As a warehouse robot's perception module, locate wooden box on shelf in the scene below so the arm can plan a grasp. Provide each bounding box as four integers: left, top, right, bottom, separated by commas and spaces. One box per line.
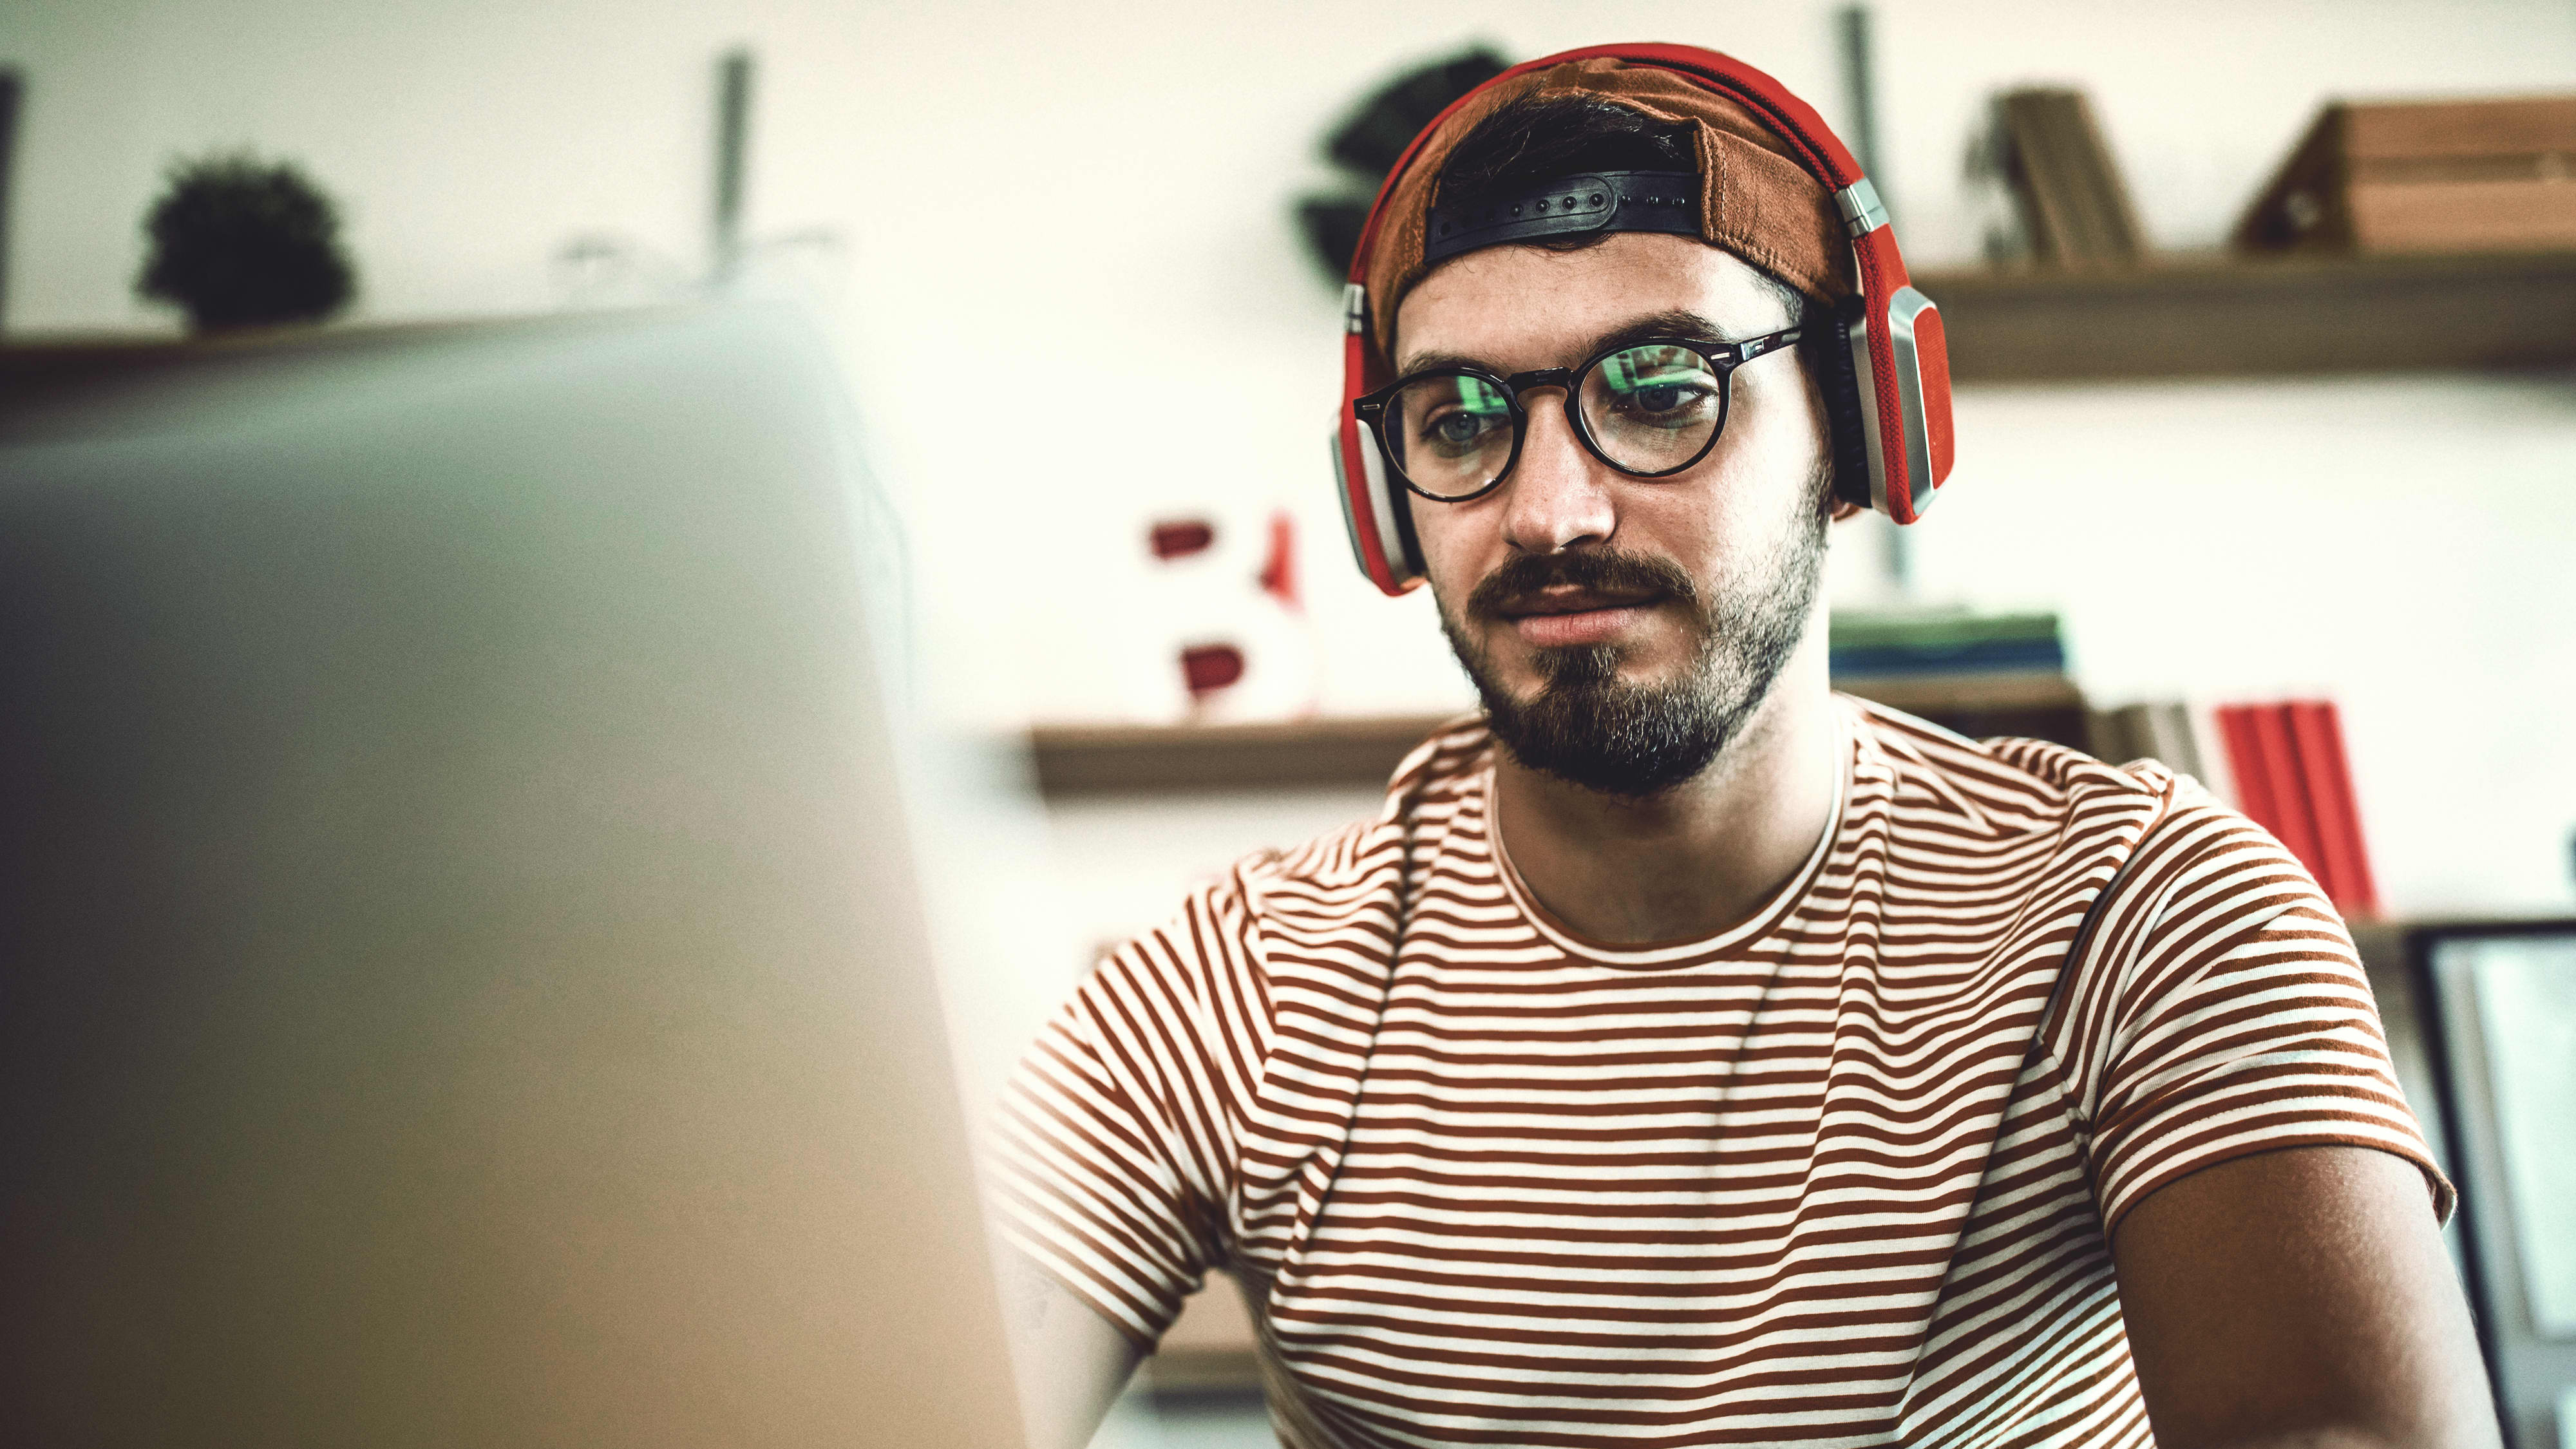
2234, 95, 2576, 256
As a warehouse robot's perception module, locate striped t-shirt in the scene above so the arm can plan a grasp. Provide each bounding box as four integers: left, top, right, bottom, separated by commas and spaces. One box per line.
992, 698, 2447, 1448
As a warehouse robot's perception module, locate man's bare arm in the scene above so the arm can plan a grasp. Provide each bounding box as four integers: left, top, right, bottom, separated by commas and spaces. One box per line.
996, 1246, 1143, 1449
2113, 1144, 2499, 1449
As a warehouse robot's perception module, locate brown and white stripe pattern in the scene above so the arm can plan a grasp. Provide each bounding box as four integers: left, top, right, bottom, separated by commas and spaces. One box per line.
990, 697, 2445, 1448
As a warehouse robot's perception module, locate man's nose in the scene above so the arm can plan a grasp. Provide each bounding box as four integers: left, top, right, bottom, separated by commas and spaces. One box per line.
1501, 395, 1617, 556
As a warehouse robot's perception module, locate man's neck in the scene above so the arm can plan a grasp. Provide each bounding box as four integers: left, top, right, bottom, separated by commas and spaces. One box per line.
1490, 626, 1840, 947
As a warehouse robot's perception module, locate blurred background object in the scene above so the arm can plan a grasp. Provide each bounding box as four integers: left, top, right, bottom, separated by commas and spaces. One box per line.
544, 48, 844, 311
1833, 5, 1886, 207
134, 151, 355, 332
1295, 45, 1509, 280
1980, 86, 2148, 268
0, 67, 22, 328
549, 228, 695, 307
1143, 507, 1318, 723
712, 44, 753, 279
2397, 922, 2576, 1449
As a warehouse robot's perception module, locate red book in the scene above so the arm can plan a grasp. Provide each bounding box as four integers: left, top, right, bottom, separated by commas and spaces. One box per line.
2288, 700, 2379, 915
2213, 706, 2278, 838
2250, 703, 2334, 898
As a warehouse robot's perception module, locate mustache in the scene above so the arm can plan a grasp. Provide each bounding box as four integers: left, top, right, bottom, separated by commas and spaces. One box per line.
1465, 548, 1700, 622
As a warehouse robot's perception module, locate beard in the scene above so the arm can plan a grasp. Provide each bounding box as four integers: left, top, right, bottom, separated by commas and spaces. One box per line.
1438, 487, 1828, 800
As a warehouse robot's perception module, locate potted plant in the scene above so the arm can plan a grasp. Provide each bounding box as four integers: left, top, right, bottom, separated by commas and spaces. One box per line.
135, 153, 357, 334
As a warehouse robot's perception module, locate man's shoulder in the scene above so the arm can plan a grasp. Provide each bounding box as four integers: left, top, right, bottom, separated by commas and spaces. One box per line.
1842, 692, 2189, 838
1218, 712, 1492, 931
1843, 692, 2319, 937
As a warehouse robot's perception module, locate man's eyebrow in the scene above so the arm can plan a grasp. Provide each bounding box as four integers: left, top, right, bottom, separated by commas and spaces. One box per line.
1394, 310, 1757, 375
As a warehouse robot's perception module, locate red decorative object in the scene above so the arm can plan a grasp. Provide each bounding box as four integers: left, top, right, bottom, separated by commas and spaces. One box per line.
1258, 510, 1300, 611
1149, 518, 1215, 560
1179, 643, 1245, 699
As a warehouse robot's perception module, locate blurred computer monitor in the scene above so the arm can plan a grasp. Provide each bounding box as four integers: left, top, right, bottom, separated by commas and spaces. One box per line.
2414, 920, 2576, 1449
0, 306, 1027, 1449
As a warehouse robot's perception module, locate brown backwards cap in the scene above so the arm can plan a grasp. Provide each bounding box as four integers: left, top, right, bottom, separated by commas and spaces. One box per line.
1361, 57, 1848, 354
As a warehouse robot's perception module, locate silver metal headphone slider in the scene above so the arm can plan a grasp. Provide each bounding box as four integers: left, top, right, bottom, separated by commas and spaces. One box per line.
1343, 282, 1368, 335
1833, 178, 1889, 238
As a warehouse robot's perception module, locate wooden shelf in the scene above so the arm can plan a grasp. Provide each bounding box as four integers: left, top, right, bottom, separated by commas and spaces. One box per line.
0, 312, 677, 440
1916, 250, 2576, 383
0, 314, 559, 384
7, 254, 2568, 408
1030, 675, 2087, 799
1833, 670, 2084, 715
1032, 714, 1441, 798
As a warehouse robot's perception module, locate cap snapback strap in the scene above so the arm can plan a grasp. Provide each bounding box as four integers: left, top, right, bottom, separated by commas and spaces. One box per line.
1421, 170, 1701, 266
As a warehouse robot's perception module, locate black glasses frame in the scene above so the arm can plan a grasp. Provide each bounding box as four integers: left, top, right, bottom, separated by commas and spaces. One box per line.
1352, 327, 1805, 504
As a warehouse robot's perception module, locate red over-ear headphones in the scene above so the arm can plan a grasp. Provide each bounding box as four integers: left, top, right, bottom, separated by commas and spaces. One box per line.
1332, 42, 1956, 596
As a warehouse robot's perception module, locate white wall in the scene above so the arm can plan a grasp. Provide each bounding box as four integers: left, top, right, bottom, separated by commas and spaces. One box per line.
6, 1, 2575, 935
1932, 375, 2576, 915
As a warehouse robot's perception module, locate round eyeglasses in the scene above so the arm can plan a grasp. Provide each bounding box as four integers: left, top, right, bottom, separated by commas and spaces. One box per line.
1352, 328, 1804, 503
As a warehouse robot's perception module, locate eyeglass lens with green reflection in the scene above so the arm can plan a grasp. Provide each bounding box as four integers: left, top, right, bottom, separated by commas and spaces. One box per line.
1355, 327, 1803, 503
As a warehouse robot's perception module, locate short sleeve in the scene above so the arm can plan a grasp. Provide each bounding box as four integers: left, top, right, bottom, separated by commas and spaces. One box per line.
986, 879, 1266, 1348
2081, 810, 2453, 1235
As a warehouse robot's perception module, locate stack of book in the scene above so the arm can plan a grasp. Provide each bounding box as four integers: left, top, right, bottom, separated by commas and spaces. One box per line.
1989, 87, 2148, 267
1828, 609, 2065, 679
1828, 611, 2087, 750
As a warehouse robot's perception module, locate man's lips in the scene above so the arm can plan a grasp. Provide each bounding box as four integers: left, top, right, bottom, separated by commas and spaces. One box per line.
1494, 589, 1662, 649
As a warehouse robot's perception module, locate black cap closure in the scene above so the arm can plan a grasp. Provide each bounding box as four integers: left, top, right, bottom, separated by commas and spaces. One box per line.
1421, 169, 1701, 266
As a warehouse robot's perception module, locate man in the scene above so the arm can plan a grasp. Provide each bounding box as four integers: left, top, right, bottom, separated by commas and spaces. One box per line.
992, 50, 2496, 1449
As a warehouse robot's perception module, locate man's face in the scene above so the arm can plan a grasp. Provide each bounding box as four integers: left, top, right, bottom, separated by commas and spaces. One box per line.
1393, 232, 1834, 797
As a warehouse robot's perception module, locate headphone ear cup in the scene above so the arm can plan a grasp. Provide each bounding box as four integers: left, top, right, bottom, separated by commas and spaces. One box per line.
1332, 409, 1425, 595
1332, 419, 1378, 583
1810, 296, 1874, 513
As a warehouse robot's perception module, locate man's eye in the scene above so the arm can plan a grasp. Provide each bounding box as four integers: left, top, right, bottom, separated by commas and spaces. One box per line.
1405, 375, 1510, 453
1607, 374, 1715, 421
1432, 412, 1496, 444
1611, 368, 1712, 408
1597, 347, 1720, 430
